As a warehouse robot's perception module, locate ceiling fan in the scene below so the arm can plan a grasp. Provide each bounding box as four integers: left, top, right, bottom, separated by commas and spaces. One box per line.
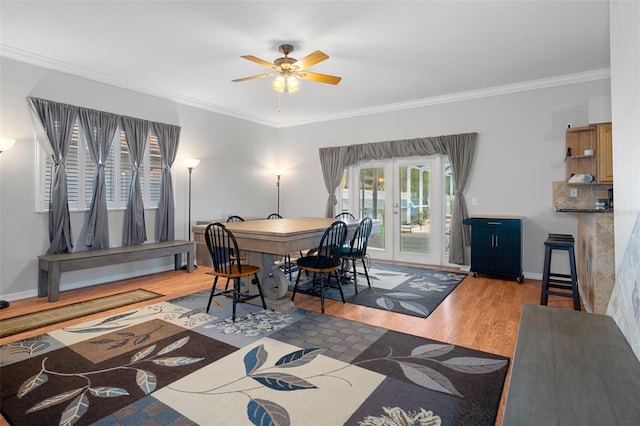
232, 44, 341, 93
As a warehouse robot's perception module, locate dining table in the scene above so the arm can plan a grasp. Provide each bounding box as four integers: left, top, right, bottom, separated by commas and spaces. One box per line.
192, 217, 359, 312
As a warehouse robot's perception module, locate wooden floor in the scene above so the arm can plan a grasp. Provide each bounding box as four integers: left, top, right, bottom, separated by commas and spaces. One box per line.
0, 263, 576, 426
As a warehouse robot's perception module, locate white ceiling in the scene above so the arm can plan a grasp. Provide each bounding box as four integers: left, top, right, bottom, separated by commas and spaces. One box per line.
0, 1, 611, 128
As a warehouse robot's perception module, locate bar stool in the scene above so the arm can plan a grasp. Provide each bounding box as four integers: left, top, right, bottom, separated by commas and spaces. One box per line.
540, 233, 580, 311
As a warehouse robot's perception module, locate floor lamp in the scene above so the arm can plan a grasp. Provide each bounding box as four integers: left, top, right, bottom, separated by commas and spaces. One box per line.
185, 159, 200, 241
0, 137, 17, 309
275, 169, 283, 216
184, 159, 200, 269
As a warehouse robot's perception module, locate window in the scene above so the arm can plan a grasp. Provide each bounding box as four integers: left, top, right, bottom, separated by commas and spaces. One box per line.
38, 121, 162, 212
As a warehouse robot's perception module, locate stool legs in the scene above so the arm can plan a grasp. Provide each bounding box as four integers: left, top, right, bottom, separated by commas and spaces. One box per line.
540, 245, 552, 306
568, 246, 580, 311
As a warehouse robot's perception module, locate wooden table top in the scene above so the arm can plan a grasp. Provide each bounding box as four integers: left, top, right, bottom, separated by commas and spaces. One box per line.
193, 217, 358, 236
192, 217, 359, 255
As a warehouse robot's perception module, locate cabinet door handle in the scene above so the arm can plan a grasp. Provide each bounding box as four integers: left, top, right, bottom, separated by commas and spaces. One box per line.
491, 235, 495, 247
495, 235, 499, 247
488, 221, 502, 225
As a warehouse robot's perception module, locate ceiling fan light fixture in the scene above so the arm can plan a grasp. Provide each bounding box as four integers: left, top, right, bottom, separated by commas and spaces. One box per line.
234, 44, 340, 92
273, 74, 299, 94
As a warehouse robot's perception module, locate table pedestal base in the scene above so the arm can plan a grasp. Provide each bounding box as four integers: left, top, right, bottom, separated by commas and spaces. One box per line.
243, 251, 296, 313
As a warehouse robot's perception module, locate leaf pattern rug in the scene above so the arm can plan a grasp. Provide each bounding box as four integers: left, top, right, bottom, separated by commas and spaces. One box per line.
0, 290, 508, 425
291, 262, 468, 318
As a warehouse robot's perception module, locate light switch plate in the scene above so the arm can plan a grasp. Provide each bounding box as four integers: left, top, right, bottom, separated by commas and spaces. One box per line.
570, 188, 578, 198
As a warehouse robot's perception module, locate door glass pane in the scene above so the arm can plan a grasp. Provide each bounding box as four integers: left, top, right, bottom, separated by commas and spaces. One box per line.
444, 162, 454, 256
359, 167, 385, 249
399, 164, 430, 255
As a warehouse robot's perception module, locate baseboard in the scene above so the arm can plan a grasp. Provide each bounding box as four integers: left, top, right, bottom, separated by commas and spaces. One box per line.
1, 264, 173, 302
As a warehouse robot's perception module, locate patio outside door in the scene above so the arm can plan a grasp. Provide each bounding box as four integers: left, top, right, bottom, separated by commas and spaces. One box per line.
392, 158, 440, 265
342, 156, 452, 266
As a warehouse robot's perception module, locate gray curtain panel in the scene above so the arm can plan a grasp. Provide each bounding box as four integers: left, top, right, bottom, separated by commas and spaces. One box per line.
318, 132, 477, 264
27, 97, 79, 254
319, 145, 349, 217
79, 109, 119, 249
443, 135, 476, 264
152, 122, 181, 242
121, 117, 150, 246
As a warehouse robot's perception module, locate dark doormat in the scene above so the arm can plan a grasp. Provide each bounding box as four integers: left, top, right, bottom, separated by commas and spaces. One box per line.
0, 289, 162, 338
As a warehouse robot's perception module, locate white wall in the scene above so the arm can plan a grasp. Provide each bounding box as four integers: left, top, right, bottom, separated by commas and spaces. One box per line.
0, 57, 276, 299
0, 55, 612, 301
610, 0, 640, 265
606, 0, 640, 359
278, 81, 611, 275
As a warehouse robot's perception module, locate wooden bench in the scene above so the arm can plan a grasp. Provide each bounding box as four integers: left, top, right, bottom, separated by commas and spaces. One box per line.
503, 304, 640, 425
38, 240, 195, 302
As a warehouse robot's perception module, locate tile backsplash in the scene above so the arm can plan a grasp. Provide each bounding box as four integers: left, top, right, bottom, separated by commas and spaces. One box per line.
552, 181, 612, 211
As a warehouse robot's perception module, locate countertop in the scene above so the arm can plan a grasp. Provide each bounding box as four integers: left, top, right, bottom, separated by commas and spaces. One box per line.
555, 208, 613, 213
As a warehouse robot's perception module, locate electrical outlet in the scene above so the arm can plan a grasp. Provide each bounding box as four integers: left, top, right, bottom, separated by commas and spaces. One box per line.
570, 188, 578, 198
472, 198, 478, 206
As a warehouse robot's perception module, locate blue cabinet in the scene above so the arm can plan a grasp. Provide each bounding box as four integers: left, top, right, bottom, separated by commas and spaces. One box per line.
464, 216, 523, 283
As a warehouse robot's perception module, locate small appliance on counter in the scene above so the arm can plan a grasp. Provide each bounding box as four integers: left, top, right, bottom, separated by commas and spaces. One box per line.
595, 199, 608, 210
608, 188, 614, 210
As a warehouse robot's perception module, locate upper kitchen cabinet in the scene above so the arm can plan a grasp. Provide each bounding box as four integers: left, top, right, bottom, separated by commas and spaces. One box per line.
565, 122, 613, 184
596, 123, 613, 184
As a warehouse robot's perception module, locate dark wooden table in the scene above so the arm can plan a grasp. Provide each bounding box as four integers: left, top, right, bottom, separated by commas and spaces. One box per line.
503, 304, 640, 425
192, 217, 358, 311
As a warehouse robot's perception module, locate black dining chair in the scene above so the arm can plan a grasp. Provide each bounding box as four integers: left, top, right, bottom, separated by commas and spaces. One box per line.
335, 212, 356, 221
267, 213, 295, 279
226, 215, 245, 223
291, 220, 348, 313
204, 222, 266, 321
223, 215, 247, 265
340, 217, 373, 294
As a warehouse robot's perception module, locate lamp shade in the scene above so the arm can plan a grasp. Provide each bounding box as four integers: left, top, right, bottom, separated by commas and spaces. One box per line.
184, 158, 200, 169
0, 138, 16, 153
273, 74, 299, 94
274, 168, 284, 177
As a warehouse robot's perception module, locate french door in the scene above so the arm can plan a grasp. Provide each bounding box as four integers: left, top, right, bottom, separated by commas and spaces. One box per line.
340, 156, 453, 266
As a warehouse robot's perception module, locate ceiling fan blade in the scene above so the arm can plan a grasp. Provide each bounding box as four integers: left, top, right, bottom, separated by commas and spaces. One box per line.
232, 73, 274, 82
293, 50, 329, 70
295, 71, 342, 85
241, 55, 279, 70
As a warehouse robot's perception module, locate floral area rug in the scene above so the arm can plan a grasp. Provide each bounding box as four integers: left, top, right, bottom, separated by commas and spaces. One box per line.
0, 290, 508, 425
291, 262, 468, 318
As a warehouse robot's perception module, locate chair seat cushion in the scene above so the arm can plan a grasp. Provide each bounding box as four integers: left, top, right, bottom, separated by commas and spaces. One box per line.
297, 255, 339, 270
340, 247, 364, 257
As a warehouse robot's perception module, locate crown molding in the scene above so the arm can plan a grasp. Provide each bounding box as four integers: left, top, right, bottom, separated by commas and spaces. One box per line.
275, 69, 612, 128
0, 45, 278, 127
1, 45, 610, 129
